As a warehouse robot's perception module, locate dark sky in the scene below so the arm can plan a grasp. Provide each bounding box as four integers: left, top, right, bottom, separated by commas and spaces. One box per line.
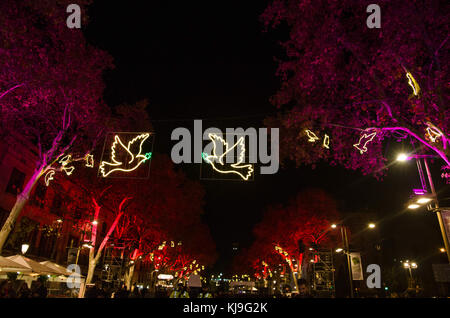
84, 1, 449, 277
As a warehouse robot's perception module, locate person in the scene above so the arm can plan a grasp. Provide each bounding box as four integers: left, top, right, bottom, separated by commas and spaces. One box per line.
198, 286, 212, 298
1, 280, 17, 298
17, 282, 31, 298
32, 278, 47, 298
85, 280, 106, 298
282, 284, 292, 298
170, 283, 189, 298
293, 279, 313, 298
114, 284, 129, 298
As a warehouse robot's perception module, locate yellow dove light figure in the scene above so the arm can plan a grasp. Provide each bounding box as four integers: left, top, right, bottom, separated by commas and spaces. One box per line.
406, 71, 420, 96
203, 133, 254, 181
99, 133, 150, 178
305, 130, 319, 142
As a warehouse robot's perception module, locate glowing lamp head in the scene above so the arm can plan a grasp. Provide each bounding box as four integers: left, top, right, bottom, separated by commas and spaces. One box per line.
411, 263, 417, 268
92, 220, 98, 225
368, 223, 376, 229
331, 224, 337, 229
335, 248, 343, 253
396, 153, 409, 162
403, 262, 410, 268
21, 243, 30, 254
416, 197, 432, 204
408, 204, 420, 210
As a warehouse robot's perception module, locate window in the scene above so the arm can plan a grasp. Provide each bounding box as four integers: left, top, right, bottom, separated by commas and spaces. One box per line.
5, 168, 26, 195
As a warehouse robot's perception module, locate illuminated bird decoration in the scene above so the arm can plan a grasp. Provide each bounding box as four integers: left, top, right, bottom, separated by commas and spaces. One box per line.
323, 134, 330, 149
44, 170, 55, 186
85, 154, 94, 168
353, 130, 377, 154
203, 133, 254, 180
425, 123, 443, 143
58, 154, 75, 176
99, 133, 150, 177
305, 130, 319, 142
406, 71, 420, 96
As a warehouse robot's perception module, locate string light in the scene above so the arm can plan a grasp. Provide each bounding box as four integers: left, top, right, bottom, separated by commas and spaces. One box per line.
99, 133, 150, 177
203, 133, 253, 180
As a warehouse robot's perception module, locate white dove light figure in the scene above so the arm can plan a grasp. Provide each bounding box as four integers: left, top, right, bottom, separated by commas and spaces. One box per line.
203, 133, 254, 181
99, 133, 150, 178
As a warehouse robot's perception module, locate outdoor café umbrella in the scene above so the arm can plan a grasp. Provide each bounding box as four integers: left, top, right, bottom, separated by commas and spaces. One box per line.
40, 261, 82, 277
0, 255, 31, 273
6, 255, 60, 275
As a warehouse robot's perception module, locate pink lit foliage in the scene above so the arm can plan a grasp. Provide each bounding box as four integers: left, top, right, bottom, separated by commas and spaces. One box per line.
0, 0, 113, 251
262, 0, 449, 178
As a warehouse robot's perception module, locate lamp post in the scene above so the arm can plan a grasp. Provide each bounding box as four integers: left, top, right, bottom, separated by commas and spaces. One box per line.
402, 260, 418, 288
332, 222, 376, 298
398, 153, 450, 263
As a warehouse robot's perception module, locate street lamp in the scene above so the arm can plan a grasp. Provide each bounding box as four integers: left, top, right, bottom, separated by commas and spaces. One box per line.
397, 153, 450, 262
403, 261, 418, 288
331, 222, 376, 298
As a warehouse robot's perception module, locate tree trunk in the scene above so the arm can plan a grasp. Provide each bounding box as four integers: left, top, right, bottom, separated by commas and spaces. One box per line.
0, 166, 44, 253
86, 256, 97, 285
125, 263, 136, 290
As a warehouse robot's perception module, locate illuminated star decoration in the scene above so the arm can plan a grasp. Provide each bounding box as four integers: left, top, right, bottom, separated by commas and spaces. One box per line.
203, 133, 253, 181
406, 71, 420, 96
323, 134, 330, 149
353, 130, 377, 154
58, 154, 75, 176
99, 133, 150, 178
144, 152, 152, 161
44, 170, 55, 186
85, 154, 94, 168
305, 130, 319, 142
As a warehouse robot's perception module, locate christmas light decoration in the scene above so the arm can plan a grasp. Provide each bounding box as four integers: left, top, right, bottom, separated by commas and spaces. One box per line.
203, 133, 253, 181
99, 133, 150, 178
58, 154, 75, 175
323, 134, 330, 149
353, 130, 377, 154
425, 123, 444, 143
85, 154, 94, 168
44, 170, 55, 186
305, 130, 319, 142
406, 71, 420, 96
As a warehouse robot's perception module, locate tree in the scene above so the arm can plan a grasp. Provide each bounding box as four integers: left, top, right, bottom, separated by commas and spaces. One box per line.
262, 0, 449, 178
0, 0, 113, 251
240, 189, 340, 289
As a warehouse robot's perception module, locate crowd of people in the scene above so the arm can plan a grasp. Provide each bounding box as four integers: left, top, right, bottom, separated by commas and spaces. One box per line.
0, 278, 48, 298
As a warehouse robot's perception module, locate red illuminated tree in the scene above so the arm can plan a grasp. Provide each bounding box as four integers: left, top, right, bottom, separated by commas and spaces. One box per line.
241, 189, 340, 289
262, 0, 449, 178
0, 0, 113, 251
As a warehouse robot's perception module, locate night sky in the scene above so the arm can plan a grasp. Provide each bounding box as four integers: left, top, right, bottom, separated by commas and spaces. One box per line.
84, 1, 449, 276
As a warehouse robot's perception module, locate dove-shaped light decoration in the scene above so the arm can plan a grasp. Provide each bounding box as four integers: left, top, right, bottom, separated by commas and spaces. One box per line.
425, 122, 443, 143
353, 130, 377, 154
406, 71, 420, 96
203, 133, 254, 181
85, 154, 94, 168
58, 154, 75, 176
323, 134, 330, 149
44, 170, 55, 186
305, 129, 319, 142
99, 133, 150, 178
